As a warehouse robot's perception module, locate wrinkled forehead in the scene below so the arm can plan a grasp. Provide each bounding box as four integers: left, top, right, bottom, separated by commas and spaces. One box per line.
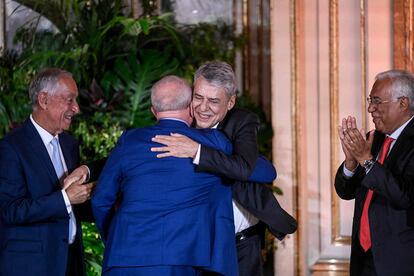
370, 78, 393, 98
194, 79, 228, 98
56, 76, 78, 94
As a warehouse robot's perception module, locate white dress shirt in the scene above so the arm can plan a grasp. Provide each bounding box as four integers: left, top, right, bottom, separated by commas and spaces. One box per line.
30, 115, 77, 244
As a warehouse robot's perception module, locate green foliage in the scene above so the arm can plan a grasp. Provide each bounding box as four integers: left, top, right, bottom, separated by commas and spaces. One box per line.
140, 0, 159, 16
82, 222, 104, 276
0, 52, 33, 134
100, 49, 179, 128
182, 21, 244, 68
72, 113, 123, 163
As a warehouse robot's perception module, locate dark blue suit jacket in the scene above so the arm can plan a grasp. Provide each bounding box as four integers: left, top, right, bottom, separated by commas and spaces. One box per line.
92, 119, 239, 275
0, 119, 86, 276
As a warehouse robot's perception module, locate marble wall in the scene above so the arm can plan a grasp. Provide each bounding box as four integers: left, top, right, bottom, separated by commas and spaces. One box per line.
270, 0, 392, 275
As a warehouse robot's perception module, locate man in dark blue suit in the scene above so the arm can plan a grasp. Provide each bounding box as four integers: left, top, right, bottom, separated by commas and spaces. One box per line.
0, 68, 94, 275
92, 75, 239, 276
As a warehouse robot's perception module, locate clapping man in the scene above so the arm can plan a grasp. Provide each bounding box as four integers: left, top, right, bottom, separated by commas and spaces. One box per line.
0, 68, 94, 275
335, 70, 414, 275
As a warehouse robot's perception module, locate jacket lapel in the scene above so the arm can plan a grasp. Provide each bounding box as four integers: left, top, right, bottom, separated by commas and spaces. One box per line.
371, 131, 385, 159
369, 118, 414, 203
384, 118, 414, 167
23, 119, 60, 185
59, 134, 76, 173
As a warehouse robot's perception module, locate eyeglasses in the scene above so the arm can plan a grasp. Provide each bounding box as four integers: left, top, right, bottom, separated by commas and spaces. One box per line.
366, 96, 404, 105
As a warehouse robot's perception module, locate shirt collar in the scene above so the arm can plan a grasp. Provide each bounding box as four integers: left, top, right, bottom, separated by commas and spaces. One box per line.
159, 118, 190, 126
30, 114, 58, 147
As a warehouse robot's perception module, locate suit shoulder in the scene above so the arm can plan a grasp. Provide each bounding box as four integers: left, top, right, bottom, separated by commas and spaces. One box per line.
227, 108, 259, 124
186, 127, 220, 137
121, 127, 150, 138
1, 124, 26, 145
186, 127, 229, 144
60, 131, 78, 145
114, 128, 150, 145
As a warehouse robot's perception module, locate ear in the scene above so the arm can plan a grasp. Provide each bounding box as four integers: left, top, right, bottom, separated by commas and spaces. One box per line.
227, 95, 236, 110
37, 92, 49, 110
151, 107, 157, 117
189, 104, 194, 118
400, 96, 409, 111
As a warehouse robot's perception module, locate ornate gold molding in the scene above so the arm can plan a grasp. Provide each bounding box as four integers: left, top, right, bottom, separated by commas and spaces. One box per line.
360, 0, 367, 130
329, 0, 369, 246
312, 259, 350, 274
290, 0, 300, 273
394, 0, 414, 71
329, 0, 349, 246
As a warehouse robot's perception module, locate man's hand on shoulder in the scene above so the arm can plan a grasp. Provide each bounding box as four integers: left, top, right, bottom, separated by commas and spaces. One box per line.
151, 133, 199, 158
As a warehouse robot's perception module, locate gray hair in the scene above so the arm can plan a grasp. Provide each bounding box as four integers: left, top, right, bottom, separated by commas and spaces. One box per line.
29, 68, 73, 106
376, 69, 414, 111
194, 61, 237, 98
151, 75, 192, 112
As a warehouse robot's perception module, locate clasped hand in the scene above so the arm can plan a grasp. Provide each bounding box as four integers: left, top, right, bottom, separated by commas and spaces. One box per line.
151, 133, 199, 158
63, 165, 94, 204
337, 116, 374, 170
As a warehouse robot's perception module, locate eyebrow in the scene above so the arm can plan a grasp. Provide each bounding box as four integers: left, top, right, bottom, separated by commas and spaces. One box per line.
194, 93, 220, 101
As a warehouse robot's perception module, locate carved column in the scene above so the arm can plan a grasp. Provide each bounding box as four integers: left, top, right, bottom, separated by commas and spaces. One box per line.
243, 0, 271, 119
394, 0, 414, 72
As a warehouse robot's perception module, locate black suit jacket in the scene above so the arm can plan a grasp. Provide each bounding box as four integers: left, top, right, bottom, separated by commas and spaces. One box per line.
197, 108, 297, 239
335, 118, 414, 276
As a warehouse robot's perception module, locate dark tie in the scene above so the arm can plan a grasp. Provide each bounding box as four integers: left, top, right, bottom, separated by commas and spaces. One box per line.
50, 137, 65, 182
359, 136, 394, 251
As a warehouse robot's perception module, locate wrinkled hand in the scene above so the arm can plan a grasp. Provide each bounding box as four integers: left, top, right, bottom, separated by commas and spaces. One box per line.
339, 116, 374, 167
151, 133, 199, 158
63, 165, 89, 189
65, 182, 94, 205
338, 116, 358, 170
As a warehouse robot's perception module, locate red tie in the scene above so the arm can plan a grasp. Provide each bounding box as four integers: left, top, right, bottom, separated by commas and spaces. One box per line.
359, 136, 394, 251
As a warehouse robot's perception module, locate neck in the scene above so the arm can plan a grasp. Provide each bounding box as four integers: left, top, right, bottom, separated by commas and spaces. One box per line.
385, 113, 414, 135
156, 109, 192, 125
32, 109, 58, 136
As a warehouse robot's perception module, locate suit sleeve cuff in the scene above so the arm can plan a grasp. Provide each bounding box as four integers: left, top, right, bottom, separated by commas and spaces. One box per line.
193, 144, 201, 165
84, 165, 91, 182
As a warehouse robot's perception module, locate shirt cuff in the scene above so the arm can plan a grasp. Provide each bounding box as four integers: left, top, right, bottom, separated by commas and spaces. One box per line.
343, 164, 357, 179
84, 165, 91, 182
61, 190, 73, 215
193, 144, 201, 165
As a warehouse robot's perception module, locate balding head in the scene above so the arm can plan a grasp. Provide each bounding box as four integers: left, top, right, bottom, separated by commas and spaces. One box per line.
151, 75, 192, 112
151, 75, 193, 123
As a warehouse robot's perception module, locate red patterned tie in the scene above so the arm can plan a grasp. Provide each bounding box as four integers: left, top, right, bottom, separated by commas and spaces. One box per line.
359, 136, 394, 251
